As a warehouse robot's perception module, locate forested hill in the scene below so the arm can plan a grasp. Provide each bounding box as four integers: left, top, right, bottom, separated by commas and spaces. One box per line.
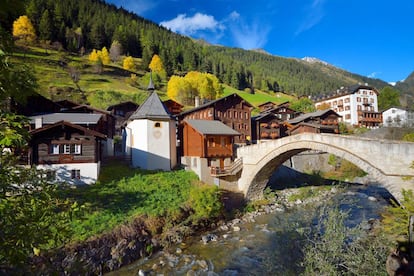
11, 0, 390, 96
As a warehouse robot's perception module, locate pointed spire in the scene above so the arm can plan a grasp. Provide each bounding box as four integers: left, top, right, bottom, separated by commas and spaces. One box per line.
147, 71, 155, 91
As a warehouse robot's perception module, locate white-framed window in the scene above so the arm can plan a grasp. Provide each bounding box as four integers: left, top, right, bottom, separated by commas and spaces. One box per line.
71, 169, 81, 179
51, 144, 59, 154
51, 144, 82, 154
64, 144, 71, 154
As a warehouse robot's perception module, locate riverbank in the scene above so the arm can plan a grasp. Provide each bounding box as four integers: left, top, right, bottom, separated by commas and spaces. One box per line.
110, 184, 377, 275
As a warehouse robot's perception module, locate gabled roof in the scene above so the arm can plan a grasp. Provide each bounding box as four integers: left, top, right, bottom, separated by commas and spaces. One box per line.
29, 113, 102, 125
129, 92, 171, 120
179, 93, 253, 117
257, 101, 276, 107
252, 111, 280, 121
107, 101, 139, 111
287, 109, 341, 124
29, 120, 106, 139
313, 84, 379, 102
185, 119, 240, 136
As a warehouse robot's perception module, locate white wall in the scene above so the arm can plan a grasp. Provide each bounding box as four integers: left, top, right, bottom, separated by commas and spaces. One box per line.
127, 119, 176, 171
37, 162, 100, 185
383, 108, 408, 127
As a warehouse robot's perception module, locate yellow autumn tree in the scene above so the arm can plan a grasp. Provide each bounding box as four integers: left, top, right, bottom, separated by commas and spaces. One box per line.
123, 56, 135, 71
12, 15, 37, 44
100, 47, 110, 65
167, 76, 192, 105
88, 49, 100, 63
148, 54, 166, 78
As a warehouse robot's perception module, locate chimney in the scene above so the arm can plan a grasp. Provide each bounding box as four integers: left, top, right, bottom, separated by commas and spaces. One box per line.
35, 117, 43, 129
195, 96, 200, 107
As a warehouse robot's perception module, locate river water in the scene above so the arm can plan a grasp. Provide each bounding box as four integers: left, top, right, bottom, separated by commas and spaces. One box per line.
109, 184, 391, 275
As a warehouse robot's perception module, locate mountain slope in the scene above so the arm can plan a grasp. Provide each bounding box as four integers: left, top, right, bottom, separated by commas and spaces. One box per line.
6, 0, 394, 100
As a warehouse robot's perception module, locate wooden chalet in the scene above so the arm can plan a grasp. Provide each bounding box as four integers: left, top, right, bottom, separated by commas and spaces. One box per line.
181, 119, 241, 179
4, 92, 61, 116
28, 121, 106, 185
178, 93, 253, 144
252, 112, 287, 141
163, 99, 184, 115
267, 105, 300, 121
286, 109, 341, 135
28, 111, 114, 156
182, 119, 239, 159
257, 101, 277, 112
107, 101, 139, 136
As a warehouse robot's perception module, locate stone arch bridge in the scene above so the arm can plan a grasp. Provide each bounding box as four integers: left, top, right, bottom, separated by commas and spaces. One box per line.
236, 133, 414, 202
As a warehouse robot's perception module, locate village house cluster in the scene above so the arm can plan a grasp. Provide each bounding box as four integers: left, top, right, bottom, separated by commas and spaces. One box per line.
9, 82, 412, 186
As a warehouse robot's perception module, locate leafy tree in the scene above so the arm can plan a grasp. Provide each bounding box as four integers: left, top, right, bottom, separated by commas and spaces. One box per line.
378, 86, 401, 110
12, 15, 36, 45
167, 75, 192, 105
316, 102, 331, 110
123, 56, 135, 71
109, 40, 122, 62
0, 43, 76, 269
88, 49, 100, 63
402, 133, 414, 142
149, 54, 166, 78
100, 46, 110, 65
290, 97, 316, 113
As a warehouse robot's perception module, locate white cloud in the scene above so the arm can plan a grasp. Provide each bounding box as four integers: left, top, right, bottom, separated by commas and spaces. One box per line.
229, 15, 271, 50
368, 72, 380, 78
229, 11, 240, 20
295, 0, 326, 36
160, 13, 224, 35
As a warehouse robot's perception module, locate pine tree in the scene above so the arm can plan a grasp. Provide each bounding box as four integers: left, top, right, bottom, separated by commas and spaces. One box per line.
38, 9, 52, 42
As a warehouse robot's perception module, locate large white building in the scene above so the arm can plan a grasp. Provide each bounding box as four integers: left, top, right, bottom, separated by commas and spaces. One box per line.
383, 107, 414, 127
314, 84, 382, 128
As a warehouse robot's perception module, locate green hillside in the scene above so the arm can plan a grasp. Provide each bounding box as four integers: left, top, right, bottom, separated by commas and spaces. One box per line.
3, 0, 393, 99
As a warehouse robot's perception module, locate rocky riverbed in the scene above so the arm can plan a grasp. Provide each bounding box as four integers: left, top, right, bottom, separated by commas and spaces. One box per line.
109, 184, 391, 275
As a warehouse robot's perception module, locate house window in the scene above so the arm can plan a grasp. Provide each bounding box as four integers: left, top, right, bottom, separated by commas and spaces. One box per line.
357, 97, 361, 102
154, 122, 161, 128
345, 114, 351, 119
345, 98, 350, 103
51, 144, 59, 154
71, 169, 81, 179
208, 137, 215, 147
51, 144, 82, 154
345, 106, 350, 111
245, 112, 248, 119
64, 144, 71, 154
234, 111, 237, 118
357, 105, 362, 110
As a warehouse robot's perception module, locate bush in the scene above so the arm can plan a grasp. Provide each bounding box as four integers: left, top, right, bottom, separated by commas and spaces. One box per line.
187, 182, 222, 223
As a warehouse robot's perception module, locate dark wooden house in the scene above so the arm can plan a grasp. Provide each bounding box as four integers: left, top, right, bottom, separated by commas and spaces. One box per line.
28, 121, 106, 185
163, 99, 184, 115
257, 101, 277, 112
178, 93, 253, 144
252, 112, 287, 141
107, 101, 139, 136
286, 109, 341, 135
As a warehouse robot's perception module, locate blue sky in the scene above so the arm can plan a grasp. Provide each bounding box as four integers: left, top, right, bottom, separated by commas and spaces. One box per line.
107, 0, 414, 84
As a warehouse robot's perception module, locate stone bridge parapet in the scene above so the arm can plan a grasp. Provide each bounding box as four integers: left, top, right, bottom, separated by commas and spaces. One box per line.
236, 133, 414, 202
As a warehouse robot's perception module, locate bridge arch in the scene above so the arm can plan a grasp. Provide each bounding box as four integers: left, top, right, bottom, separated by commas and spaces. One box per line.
237, 133, 414, 202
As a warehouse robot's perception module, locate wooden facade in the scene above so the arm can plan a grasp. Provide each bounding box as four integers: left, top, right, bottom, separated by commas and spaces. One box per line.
182, 121, 234, 158
29, 121, 105, 165
163, 99, 184, 115
179, 93, 253, 144
257, 101, 276, 112
252, 113, 287, 141
286, 109, 341, 135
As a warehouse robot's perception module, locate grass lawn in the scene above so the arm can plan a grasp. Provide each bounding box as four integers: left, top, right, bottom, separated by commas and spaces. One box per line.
60, 163, 200, 241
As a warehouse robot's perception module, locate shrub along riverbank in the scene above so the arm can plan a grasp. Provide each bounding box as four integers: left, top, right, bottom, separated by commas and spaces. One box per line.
4, 162, 225, 274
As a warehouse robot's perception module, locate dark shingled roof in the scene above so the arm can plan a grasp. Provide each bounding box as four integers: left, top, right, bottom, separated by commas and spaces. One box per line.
287, 109, 340, 124
129, 92, 171, 120
185, 119, 240, 136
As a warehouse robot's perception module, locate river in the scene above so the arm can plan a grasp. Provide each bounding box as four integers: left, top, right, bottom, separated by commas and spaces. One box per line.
108, 183, 391, 275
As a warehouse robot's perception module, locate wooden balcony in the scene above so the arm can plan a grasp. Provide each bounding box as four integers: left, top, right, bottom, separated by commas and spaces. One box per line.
210, 157, 243, 176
